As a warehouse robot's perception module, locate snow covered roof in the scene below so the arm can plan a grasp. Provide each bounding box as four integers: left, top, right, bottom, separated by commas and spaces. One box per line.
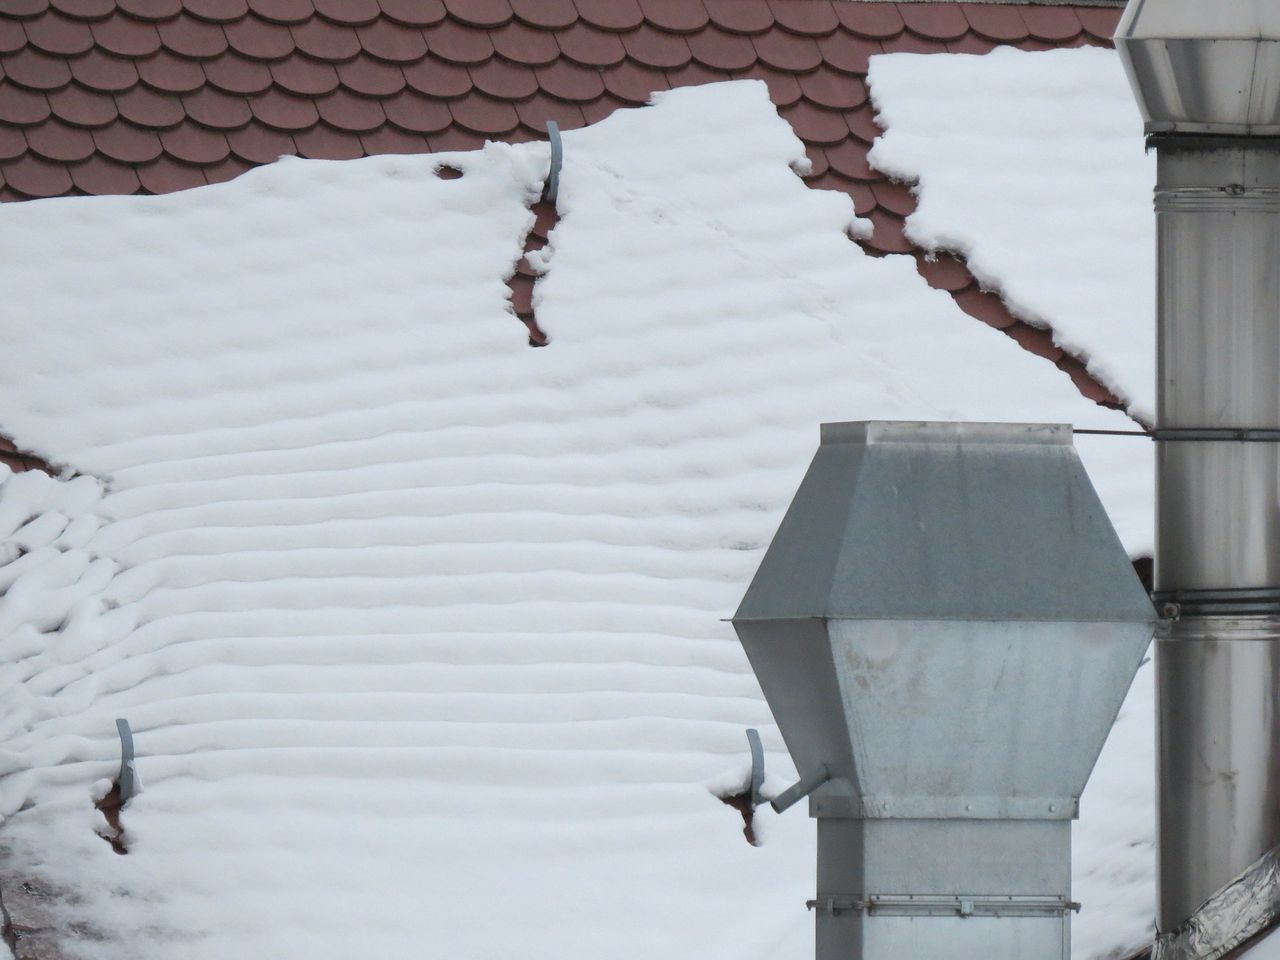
0, 0, 1128, 410
0, 3, 1165, 959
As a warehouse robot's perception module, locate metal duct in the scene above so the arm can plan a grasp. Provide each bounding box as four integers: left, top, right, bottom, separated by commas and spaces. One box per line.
1116, 0, 1280, 944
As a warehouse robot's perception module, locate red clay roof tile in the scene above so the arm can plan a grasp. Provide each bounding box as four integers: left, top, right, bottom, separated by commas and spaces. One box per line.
401, 53, 470, 97
781, 99, 849, 145
91, 15, 163, 57
358, 124, 428, 153
424, 124, 482, 151
508, 271, 533, 313
3, 152, 72, 194
69, 151, 140, 191
136, 152, 205, 191
183, 84, 252, 126
24, 11, 95, 55
514, 89, 585, 130
1006, 321, 1063, 361
833, 3, 904, 39
687, 27, 756, 71
423, 17, 492, 64
270, 54, 339, 95
816, 31, 880, 74
802, 141, 827, 177
509, 0, 573, 30
1020, 6, 1084, 42
116, 83, 186, 126
470, 55, 537, 99
0, 18, 23, 53
289, 17, 359, 60
735, 62, 800, 104
314, 0, 377, 26
953, 286, 1016, 329
752, 29, 821, 72
315, 86, 383, 130
247, 0, 312, 26
914, 252, 973, 292
826, 134, 878, 179
381, 87, 451, 131
702, 0, 772, 36
139, 48, 208, 90
899, 2, 969, 41
1059, 355, 1119, 406
249, 86, 318, 129
773, 0, 839, 38
225, 118, 292, 160
4, 47, 73, 89
0, 80, 49, 123
870, 177, 915, 216
885, 31, 946, 55
663, 60, 722, 89
292, 121, 361, 157
336, 53, 405, 95
574, 0, 644, 34
798, 64, 867, 109
0, 0, 50, 16
183, 0, 247, 22
623, 23, 691, 69
223, 15, 294, 58
847, 179, 875, 215
118, 0, 183, 21
156, 14, 229, 57
357, 19, 428, 62
69, 47, 139, 90
556, 21, 625, 68
93, 119, 162, 160
638, 0, 708, 34
444, 0, 512, 29
201, 49, 271, 92
48, 82, 118, 124
961, 3, 1029, 42
448, 89, 517, 134
863, 208, 915, 253
490, 20, 558, 66
25, 116, 94, 159
201, 150, 250, 181
946, 34, 999, 55
578, 90, 624, 124
50, 0, 115, 19
160, 121, 229, 161
1076, 6, 1120, 41
379, 0, 446, 28
599, 58, 661, 103
844, 102, 880, 143
536, 57, 604, 101
0, 124, 25, 159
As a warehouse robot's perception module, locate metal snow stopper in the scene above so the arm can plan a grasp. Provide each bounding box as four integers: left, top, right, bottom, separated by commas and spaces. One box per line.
731, 421, 1155, 960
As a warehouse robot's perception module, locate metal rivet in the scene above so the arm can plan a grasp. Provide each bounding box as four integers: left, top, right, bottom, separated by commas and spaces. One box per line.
1049, 804, 1057, 813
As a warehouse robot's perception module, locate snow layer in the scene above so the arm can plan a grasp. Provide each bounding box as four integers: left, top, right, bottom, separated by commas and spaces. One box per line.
867, 47, 1157, 421
0, 81, 1152, 959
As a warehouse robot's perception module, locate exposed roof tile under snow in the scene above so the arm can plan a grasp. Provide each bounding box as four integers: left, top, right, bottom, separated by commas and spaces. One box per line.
0, 0, 1127, 410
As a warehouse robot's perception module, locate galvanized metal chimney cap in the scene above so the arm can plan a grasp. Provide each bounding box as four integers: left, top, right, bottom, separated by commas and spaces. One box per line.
735, 419, 1154, 624
1115, 0, 1280, 134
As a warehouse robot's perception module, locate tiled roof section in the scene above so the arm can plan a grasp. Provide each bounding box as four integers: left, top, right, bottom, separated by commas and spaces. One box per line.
0, 0, 1124, 405
0, 436, 53, 474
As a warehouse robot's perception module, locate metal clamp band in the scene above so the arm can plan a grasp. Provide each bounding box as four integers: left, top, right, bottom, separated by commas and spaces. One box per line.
805, 895, 1079, 919
1153, 587, 1280, 619
1074, 428, 1280, 442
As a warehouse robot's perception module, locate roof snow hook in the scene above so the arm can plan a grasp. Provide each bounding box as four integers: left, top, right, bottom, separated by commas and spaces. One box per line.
746, 728, 766, 808
544, 120, 562, 205
771, 764, 832, 814
116, 718, 138, 804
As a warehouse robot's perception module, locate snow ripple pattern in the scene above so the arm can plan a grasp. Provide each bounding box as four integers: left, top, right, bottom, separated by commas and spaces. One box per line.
0, 82, 1151, 959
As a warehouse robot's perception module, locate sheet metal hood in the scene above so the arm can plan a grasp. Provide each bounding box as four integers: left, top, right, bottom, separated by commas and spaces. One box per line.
1115, 0, 1280, 134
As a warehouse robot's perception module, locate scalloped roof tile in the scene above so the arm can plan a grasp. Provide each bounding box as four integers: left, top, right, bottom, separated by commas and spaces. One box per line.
0, 0, 1125, 407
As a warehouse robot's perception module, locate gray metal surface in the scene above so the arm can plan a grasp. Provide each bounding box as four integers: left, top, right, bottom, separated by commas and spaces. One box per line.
1141, 129, 1280, 934
115, 718, 137, 803
732, 420, 1155, 960
1116, 0, 1280, 134
735, 421, 1154, 624
1153, 841, 1280, 960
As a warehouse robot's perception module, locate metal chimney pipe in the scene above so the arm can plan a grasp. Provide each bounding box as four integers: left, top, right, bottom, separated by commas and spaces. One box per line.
1115, 1, 1280, 945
